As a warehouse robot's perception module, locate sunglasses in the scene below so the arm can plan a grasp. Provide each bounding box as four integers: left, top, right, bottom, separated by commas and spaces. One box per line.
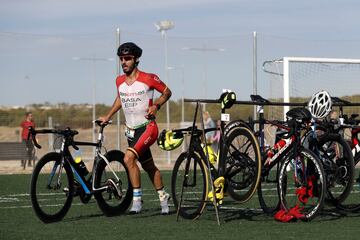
120, 56, 134, 61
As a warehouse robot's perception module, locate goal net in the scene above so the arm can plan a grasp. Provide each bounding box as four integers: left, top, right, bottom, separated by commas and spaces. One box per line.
263, 57, 360, 120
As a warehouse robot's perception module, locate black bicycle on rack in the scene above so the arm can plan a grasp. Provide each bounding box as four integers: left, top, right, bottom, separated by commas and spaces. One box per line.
301, 94, 355, 207
170, 92, 262, 221
227, 94, 327, 221
244, 93, 353, 220
29, 120, 132, 223
311, 96, 360, 211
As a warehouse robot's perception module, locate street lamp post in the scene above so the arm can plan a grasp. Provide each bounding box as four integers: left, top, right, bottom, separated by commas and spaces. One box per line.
168, 65, 186, 152
73, 56, 114, 155
167, 65, 185, 123
154, 20, 174, 164
183, 43, 225, 111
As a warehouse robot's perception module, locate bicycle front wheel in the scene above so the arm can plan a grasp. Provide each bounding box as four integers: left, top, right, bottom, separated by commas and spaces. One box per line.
278, 147, 326, 221
94, 150, 133, 216
30, 152, 74, 223
225, 127, 262, 203
171, 151, 209, 220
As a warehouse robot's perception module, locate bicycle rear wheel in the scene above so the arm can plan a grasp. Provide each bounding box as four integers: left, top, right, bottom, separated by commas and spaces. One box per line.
225, 127, 262, 202
94, 150, 133, 216
278, 147, 326, 221
171, 151, 209, 220
317, 133, 354, 206
30, 152, 74, 223
336, 148, 360, 211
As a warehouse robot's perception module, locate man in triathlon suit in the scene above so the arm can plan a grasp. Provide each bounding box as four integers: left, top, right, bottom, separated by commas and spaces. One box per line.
99, 42, 172, 215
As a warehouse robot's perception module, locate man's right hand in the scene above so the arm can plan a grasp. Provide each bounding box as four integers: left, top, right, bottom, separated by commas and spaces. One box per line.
98, 116, 110, 125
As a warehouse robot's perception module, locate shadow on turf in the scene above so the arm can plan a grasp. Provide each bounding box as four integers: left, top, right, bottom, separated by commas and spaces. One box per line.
60, 208, 176, 223
59, 202, 360, 224
62, 213, 105, 222
190, 201, 360, 224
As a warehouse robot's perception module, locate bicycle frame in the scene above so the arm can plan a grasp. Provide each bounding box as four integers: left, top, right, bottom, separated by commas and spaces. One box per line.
249, 95, 301, 174
175, 101, 226, 224
30, 121, 123, 196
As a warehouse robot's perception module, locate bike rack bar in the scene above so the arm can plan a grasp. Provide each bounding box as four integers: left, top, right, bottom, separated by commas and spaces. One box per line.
184, 98, 360, 107
184, 98, 306, 106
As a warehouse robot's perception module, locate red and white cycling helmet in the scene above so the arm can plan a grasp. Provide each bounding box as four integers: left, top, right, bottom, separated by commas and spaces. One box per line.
308, 90, 332, 119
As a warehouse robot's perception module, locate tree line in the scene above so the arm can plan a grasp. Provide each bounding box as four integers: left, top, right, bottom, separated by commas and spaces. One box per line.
1, 95, 359, 128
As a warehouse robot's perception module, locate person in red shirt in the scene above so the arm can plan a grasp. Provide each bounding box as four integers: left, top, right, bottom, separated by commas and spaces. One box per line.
99, 42, 172, 215
20, 112, 36, 168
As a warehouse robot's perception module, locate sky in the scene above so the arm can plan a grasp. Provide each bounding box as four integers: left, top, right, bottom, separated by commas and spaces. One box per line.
1, 0, 360, 107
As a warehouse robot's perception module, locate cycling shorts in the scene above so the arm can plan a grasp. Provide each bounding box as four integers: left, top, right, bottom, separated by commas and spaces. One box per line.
126, 120, 159, 163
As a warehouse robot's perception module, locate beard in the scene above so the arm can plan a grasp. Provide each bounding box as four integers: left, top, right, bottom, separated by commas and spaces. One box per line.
122, 61, 138, 75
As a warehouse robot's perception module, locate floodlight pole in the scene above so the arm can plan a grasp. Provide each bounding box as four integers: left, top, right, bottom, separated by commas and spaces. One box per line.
116, 27, 121, 150
167, 65, 185, 123
253, 31, 258, 123
73, 56, 114, 156
155, 20, 175, 164
182, 43, 225, 111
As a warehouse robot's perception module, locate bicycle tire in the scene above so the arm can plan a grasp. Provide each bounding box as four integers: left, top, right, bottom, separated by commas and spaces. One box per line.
30, 152, 74, 223
317, 133, 354, 206
94, 150, 133, 216
171, 151, 209, 220
225, 127, 262, 203
302, 129, 355, 206
257, 162, 281, 215
278, 147, 326, 221
224, 119, 253, 136
355, 150, 360, 166
336, 142, 360, 212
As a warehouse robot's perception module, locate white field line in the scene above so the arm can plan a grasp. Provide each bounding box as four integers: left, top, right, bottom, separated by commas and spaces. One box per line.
2, 185, 360, 209
0, 188, 168, 209
0, 198, 175, 210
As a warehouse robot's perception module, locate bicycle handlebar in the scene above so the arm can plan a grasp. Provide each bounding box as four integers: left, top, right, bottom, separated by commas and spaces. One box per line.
29, 120, 112, 136
93, 119, 112, 126
171, 126, 218, 135
28, 120, 112, 150
27, 127, 79, 149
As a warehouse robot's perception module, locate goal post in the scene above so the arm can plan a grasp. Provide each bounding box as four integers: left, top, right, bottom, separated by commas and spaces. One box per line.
263, 56, 360, 119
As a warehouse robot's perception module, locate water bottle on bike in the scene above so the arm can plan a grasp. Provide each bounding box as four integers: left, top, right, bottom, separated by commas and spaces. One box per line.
73, 149, 89, 176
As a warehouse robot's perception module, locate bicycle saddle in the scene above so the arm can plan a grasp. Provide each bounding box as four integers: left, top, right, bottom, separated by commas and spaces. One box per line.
331, 96, 351, 105
250, 95, 270, 104
351, 113, 359, 119
286, 107, 312, 122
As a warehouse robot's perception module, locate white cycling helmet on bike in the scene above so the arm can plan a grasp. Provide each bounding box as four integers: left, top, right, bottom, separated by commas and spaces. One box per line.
308, 90, 332, 119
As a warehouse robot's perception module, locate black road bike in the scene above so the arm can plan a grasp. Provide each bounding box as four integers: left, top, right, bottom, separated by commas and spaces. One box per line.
232, 95, 327, 221
171, 97, 262, 221
29, 120, 132, 223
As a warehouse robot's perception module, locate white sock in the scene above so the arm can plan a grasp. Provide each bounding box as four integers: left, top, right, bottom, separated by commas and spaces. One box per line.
133, 188, 142, 201
157, 188, 167, 201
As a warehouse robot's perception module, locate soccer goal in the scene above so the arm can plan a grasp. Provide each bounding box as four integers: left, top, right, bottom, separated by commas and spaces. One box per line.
263, 57, 360, 119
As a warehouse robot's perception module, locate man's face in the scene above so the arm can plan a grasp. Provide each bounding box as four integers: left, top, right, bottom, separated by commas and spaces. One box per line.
120, 55, 136, 74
